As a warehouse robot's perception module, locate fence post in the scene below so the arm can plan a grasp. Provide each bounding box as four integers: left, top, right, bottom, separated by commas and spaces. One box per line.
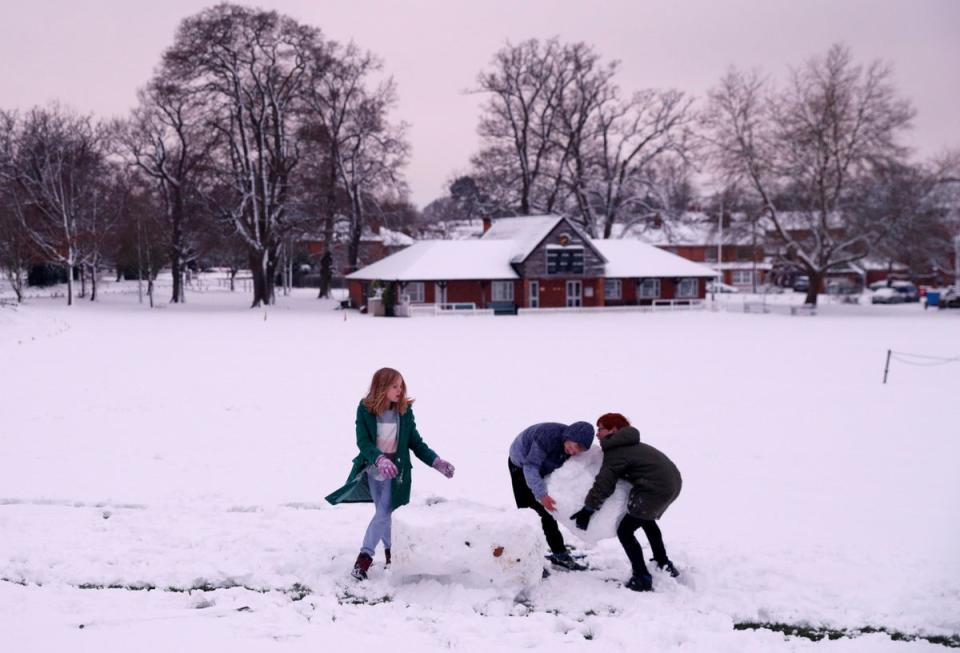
883, 349, 892, 384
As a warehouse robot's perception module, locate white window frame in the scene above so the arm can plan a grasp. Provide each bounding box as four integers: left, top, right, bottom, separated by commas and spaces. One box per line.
604, 279, 622, 300
731, 270, 754, 286
403, 281, 425, 303
528, 280, 539, 308
677, 278, 699, 298
491, 280, 514, 302
566, 280, 582, 307
638, 278, 661, 299
434, 282, 447, 304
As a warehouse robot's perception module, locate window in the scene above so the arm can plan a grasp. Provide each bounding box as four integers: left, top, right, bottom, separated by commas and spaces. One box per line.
547, 246, 584, 275
566, 280, 582, 307
492, 280, 514, 302
638, 279, 660, 299
677, 278, 699, 298
731, 270, 754, 286
703, 248, 719, 263
403, 282, 425, 303
604, 279, 622, 300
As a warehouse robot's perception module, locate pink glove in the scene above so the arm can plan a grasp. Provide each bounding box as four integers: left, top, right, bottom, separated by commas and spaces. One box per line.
375, 455, 398, 480
432, 457, 455, 478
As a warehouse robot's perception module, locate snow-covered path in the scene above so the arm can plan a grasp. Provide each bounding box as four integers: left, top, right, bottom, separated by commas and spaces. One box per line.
1, 290, 958, 651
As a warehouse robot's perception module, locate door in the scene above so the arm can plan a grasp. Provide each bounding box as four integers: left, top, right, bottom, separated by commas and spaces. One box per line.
528, 280, 539, 308
566, 280, 582, 307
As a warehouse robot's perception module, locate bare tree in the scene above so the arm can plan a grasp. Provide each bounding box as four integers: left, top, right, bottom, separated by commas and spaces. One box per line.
123, 77, 219, 303
0, 111, 31, 302
301, 42, 371, 297
703, 44, 915, 305
864, 157, 959, 283
473, 38, 567, 215
2, 105, 105, 305
162, 4, 320, 307
335, 80, 410, 270
586, 89, 694, 238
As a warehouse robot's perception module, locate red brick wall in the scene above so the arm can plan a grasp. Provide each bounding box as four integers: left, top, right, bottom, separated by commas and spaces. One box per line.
349, 281, 365, 307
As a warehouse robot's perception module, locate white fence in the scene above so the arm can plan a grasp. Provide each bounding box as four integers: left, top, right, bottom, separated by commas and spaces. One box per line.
518, 299, 705, 315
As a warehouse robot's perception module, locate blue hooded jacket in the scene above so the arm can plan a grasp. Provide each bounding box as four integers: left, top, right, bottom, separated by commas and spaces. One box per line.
509, 421, 595, 500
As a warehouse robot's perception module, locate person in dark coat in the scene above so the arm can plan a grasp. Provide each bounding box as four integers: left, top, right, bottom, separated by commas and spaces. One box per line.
325, 368, 455, 581
508, 420, 595, 570
570, 413, 682, 591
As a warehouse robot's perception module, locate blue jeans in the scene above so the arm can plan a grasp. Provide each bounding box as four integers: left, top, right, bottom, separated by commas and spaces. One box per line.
360, 472, 392, 556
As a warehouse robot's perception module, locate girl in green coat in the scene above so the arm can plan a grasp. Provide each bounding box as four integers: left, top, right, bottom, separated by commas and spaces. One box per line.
325, 367, 455, 580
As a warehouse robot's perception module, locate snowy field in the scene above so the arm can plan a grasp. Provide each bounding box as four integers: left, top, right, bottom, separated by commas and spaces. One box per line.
1, 285, 958, 652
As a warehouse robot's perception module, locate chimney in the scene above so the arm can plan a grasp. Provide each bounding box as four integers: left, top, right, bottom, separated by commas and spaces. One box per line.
482, 217, 492, 234
371, 219, 382, 235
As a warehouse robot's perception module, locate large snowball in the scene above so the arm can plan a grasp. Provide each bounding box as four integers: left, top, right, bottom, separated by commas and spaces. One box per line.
392, 499, 544, 589
546, 446, 631, 544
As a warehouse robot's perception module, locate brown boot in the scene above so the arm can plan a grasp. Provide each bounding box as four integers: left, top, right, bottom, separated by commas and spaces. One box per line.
384, 548, 391, 568
351, 552, 373, 581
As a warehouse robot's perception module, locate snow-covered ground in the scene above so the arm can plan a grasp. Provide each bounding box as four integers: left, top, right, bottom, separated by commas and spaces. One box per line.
1, 286, 958, 652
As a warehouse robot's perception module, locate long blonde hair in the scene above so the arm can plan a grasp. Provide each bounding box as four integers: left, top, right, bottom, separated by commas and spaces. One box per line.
362, 367, 414, 416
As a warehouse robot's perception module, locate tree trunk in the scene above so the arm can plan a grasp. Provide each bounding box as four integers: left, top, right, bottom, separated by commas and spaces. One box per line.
804, 270, 822, 306
318, 156, 337, 299
89, 261, 98, 302
318, 249, 332, 299
249, 248, 277, 308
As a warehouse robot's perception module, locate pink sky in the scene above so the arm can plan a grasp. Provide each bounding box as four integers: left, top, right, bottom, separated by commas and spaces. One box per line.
1, 0, 957, 207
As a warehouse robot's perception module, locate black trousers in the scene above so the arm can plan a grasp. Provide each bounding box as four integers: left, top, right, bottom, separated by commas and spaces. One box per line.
508, 459, 566, 554
617, 513, 669, 576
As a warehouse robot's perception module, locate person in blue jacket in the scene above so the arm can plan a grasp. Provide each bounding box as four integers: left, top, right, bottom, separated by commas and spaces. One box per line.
508, 421, 595, 570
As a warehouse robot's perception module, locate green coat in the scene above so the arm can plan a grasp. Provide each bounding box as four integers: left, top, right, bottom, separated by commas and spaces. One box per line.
325, 400, 439, 510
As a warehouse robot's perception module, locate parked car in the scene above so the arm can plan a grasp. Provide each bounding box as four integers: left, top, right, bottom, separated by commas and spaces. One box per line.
868, 279, 920, 302
826, 280, 860, 295
939, 288, 960, 309
891, 281, 920, 302
792, 275, 810, 292
707, 281, 739, 294
871, 287, 906, 304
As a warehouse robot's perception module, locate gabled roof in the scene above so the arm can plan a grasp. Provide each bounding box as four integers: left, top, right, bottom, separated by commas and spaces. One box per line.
346, 240, 520, 281
593, 239, 718, 278
482, 214, 606, 264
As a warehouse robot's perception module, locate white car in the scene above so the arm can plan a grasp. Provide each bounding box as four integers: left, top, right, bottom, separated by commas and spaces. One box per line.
870, 287, 905, 304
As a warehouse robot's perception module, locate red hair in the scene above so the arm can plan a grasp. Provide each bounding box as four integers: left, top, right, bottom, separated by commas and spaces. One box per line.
596, 413, 630, 430
363, 367, 414, 416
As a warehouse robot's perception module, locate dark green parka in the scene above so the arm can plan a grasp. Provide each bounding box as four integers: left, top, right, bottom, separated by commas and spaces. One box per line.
585, 426, 682, 520
325, 399, 439, 510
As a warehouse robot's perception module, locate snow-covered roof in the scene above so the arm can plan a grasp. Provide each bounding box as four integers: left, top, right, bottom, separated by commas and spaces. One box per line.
347, 234, 716, 282
346, 241, 520, 281
366, 227, 414, 247
617, 214, 761, 247
299, 224, 415, 247
593, 240, 718, 279
482, 215, 565, 262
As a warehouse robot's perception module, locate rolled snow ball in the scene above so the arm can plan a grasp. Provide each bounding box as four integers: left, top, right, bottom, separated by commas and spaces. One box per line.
546, 447, 631, 544
563, 421, 595, 451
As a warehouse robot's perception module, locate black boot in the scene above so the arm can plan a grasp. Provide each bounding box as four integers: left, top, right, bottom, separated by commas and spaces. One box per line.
651, 557, 680, 578
351, 552, 373, 581
384, 548, 391, 568
547, 551, 587, 571
625, 573, 653, 592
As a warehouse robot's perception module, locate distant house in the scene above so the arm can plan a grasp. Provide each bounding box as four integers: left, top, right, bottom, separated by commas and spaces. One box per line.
300, 222, 414, 283
617, 214, 770, 290
346, 215, 716, 312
